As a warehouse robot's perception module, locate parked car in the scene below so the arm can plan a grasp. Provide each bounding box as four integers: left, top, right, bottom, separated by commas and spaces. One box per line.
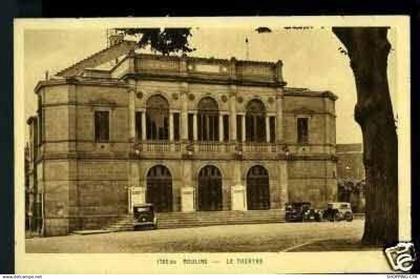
133, 203, 158, 230
322, 202, 353, 222
285, 202, 322, 222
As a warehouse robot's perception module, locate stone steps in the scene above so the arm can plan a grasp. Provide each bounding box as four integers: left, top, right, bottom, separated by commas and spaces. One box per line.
103, 209, 285, 231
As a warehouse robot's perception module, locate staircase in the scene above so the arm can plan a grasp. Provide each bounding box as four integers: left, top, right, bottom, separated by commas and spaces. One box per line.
104, 209, 285, 232
105, 215, 135, 232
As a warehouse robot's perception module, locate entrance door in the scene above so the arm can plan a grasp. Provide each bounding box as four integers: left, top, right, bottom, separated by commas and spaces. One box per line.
198, 165, 223, 211
146, 165, 173, 212
247, 165, 270, 210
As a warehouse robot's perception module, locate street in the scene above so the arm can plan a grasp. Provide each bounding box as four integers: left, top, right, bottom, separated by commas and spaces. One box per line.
26, 219, 378, 253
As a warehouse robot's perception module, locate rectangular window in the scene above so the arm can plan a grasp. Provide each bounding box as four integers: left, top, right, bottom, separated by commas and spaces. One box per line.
135, 111, 142, 141
188, 113, 194, 141
173, 113, 180, 141
236, 115, 242, 141
223, 115, 229, 142
95, 111, 110, 142
269, 116, 276, 143
297, 117, 309, 144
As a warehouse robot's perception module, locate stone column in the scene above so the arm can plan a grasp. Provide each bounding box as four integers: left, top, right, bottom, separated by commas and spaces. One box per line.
169, 112, 174, 141
278, 160, 289, 210
265, 116, 270, 143
193, 112, 198, 141
324, 97, 331, 152
229, 85, 237, 141
181, 160, 195, 212
141, 111, 146, 141
127, 79, 139, 214
219, 114, 224, 142
276, 88, 284, 143
241, 114, 246, 142
180, 84, 189, 140
128, 162, 142, 213
128, 79, 136, 142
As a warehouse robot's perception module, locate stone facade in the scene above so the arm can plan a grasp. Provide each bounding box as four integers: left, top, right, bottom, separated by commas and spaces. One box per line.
27, 48, 338, 236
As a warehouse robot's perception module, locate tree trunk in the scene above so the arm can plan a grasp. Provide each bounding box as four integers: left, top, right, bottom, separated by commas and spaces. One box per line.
332, 27, 398, 246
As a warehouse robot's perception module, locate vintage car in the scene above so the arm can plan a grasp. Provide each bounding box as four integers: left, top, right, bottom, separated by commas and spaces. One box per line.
322, 202, 353, 222
133, 203, 158, 230
285, 202, 322, 222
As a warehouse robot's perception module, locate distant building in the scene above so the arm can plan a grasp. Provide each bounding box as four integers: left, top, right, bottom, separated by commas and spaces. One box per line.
336, 143, 365, 212
336, 143, 365, 180
26, 39, 338, 236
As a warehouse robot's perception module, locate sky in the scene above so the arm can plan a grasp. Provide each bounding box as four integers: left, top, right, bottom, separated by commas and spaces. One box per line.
23, 27, 398, 144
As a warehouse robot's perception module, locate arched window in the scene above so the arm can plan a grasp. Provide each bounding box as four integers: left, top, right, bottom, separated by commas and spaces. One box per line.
246, 99, 266, 142
197, 97, 219, 141
146, 95, 169, 140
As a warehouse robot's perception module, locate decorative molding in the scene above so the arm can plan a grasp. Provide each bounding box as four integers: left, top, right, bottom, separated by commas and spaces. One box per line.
290, 107, 316, 115
87, 98, 117, 108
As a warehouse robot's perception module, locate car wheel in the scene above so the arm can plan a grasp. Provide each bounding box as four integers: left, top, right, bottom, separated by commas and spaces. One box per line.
334, 212, 342, 222
345, 212, 353, 222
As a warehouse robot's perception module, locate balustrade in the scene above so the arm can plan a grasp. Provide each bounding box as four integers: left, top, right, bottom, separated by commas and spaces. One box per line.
135, 140, 278, 155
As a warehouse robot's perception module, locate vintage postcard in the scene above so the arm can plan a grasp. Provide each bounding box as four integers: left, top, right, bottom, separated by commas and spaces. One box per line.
15, 16, 410, 273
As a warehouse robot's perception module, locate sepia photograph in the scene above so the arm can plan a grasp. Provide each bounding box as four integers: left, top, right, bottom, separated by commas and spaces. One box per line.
15, 16, 410, 273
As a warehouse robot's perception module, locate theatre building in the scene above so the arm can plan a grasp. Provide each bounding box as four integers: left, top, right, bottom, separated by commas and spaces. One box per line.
26, 39, 338, 236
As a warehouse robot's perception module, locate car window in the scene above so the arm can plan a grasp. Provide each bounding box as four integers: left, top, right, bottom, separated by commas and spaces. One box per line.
340, 204, 349, 209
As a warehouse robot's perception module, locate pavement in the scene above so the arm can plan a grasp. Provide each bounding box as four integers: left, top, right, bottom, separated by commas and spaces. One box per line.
26, 219, 378, 253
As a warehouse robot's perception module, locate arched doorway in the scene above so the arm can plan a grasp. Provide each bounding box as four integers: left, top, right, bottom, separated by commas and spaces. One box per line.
198, 165, 223, 211
246, 165, 270, 210
245, 99, 266, 142
197, 97, 219, 141
146, 95, 169, 140
146, 165, 173, 212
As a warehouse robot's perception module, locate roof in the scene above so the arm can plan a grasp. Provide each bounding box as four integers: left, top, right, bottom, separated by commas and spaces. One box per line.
284, 87, 338, 100
56, 40, 137, 77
